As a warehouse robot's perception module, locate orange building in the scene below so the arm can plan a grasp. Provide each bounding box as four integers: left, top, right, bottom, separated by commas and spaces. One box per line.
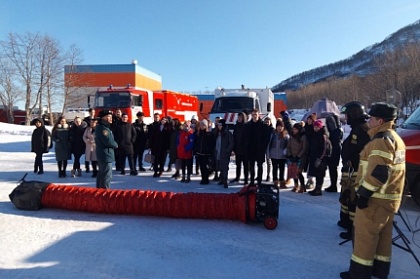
64, 62, 162, 109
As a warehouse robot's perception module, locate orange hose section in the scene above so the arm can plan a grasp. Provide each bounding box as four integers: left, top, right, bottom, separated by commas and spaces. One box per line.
41, 184, 256, 223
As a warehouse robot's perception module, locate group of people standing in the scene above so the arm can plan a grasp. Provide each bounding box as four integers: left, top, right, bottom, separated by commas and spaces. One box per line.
30, 100, 406, 279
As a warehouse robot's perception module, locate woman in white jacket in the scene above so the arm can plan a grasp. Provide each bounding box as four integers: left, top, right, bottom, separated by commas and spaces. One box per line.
83, 118, 98, 177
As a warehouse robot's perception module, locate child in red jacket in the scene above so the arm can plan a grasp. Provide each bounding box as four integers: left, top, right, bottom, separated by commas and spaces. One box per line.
176, 121, 195, 182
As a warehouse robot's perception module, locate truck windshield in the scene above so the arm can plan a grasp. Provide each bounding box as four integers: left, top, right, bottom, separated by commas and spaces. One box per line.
95, 92, 131, 108
210, 97, 253, 113
401, 107, 420, 130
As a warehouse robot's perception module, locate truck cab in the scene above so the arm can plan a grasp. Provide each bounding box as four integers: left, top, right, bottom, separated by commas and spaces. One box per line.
398, 106, 420, 207
209, 86, 275, 130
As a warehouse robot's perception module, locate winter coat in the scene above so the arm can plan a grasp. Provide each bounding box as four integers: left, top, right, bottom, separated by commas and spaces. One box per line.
83, 127, 97, 161
133, 119, 148, 152
327, 127, 343, 167
194, 130, 216, 156
214, 127, 234, 171
308, 128, 327, 177
176, 128, 195, 159
268, 131, 289, 160
95, 119, 118, 163
243, 119, 271, 162
31, 119, 51, 154
149, 123, 172, 154
52, 124, 71, 161
169, 128, 181, 162
69, 121, 87, 156
325, 114, 343, 167
287, 133, 309, 171
115, 121, 137, 155
232, 112, 247, 156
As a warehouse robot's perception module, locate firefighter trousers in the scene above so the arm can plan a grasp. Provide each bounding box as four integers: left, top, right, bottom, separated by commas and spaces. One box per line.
350, 203, 394, 279
339, 172, 357, 229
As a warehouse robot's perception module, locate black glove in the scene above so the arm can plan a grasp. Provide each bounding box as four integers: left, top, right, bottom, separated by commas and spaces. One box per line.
339, 189, 351, 205
357, 196, 369, 209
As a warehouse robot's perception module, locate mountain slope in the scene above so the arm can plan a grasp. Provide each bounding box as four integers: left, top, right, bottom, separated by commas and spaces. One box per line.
272, 20, 420, 92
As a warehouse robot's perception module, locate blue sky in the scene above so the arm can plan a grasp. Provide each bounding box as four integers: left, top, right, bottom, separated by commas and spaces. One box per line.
1, 0, 420, 93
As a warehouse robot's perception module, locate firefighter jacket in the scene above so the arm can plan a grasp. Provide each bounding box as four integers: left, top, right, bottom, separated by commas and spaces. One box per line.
355, 121, 406, 213
341, 119, 370, 173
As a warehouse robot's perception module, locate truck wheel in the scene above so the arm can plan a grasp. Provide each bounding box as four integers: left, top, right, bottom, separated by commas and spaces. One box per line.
264, 216, 278, 230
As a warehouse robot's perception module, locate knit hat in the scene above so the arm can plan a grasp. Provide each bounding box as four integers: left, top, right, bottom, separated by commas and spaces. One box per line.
313, 119, 323, 128
200, 119, 208, 127
218, 119, 227, 127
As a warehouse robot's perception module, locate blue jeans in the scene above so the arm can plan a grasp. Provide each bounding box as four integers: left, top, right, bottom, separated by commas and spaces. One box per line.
96, 161, 112, 189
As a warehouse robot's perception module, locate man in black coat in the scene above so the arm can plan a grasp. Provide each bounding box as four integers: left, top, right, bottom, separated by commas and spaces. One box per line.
243, 109, 271, 185
133, 111, 148, 172
115, 113, 137, 175
149, 116, 172, 177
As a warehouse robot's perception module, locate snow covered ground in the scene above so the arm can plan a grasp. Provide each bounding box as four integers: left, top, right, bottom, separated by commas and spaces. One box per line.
0, 122, 419, 279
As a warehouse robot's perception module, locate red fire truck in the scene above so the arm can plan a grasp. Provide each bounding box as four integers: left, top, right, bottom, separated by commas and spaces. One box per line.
398, 106, 420, 207
91, 85, 199, 123
0, 108, 26, 125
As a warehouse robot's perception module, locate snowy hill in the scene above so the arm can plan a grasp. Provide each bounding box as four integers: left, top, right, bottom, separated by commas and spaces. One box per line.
273, 20, 420, 92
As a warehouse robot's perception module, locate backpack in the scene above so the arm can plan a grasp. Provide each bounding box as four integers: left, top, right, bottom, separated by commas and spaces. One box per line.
324, 135, 333, 157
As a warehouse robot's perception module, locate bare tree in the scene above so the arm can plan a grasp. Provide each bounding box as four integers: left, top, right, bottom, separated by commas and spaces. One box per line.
63, 44, 85, 113
0, 32, 72, 125
0, 33, 43, 125
0, 58, 23, 123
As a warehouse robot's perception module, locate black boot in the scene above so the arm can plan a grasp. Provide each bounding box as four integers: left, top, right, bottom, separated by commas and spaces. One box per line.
309, 186, 323, 196
339, 230, 352, 240
85, 161, 90, 173
223, 180, 228, 189
325, 185, 337, 192
185, 175, 191, 183
339, 271, 351, 279
181, 175, 186, 182
172, 171, 180, 179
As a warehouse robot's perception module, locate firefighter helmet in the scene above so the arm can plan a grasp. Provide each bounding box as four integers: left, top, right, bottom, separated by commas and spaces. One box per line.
341, 101, 368, 124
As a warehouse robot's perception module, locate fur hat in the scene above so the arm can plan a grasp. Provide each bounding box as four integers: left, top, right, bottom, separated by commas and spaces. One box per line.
368, 102, 397, 120
293, 121, 303, 130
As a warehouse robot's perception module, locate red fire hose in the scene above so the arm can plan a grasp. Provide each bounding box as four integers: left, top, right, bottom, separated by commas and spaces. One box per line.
10, 180, 260, 226
42, 184, 251, 222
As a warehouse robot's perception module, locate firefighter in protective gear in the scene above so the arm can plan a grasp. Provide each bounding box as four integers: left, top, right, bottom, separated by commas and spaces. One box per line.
340, 102, 406, 279
338, 102, 370, 240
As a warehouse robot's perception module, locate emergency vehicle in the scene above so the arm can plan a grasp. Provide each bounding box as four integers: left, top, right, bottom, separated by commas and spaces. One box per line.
91, 85, 199, 123
0, 107, 26, 125
398, 106, 420, 207
207, 86, 283, 130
